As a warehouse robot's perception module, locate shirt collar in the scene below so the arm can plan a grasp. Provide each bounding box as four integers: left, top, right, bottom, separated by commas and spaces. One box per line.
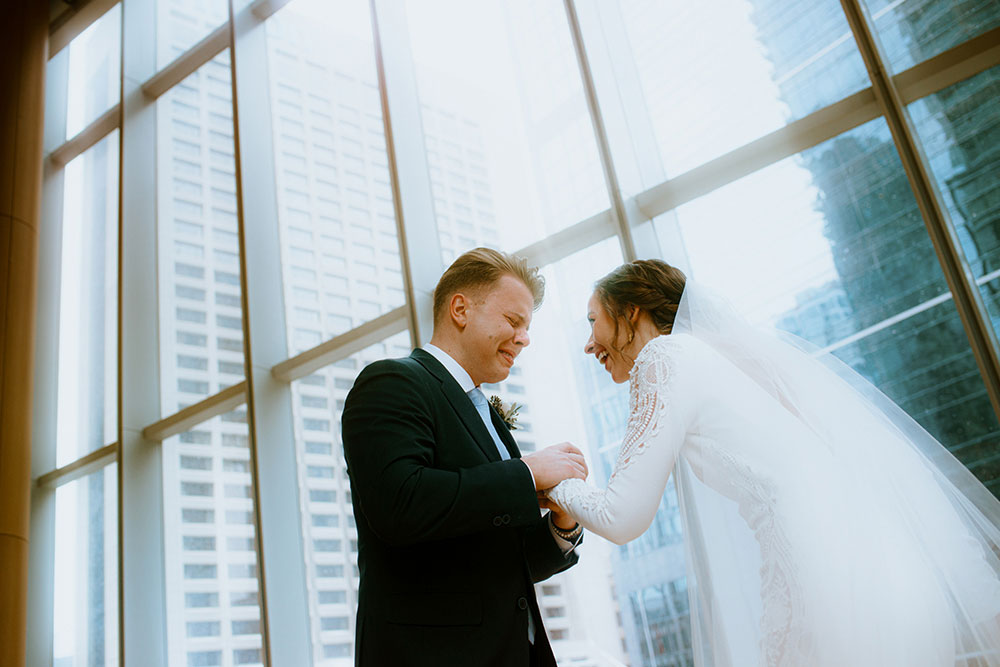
423, 343, 477, 394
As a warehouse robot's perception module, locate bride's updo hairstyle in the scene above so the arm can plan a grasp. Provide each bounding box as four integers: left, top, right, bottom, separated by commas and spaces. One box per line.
595, 260, 687, 350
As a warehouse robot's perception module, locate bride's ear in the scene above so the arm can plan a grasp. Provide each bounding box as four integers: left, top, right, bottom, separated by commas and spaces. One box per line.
627, 305, 641, 324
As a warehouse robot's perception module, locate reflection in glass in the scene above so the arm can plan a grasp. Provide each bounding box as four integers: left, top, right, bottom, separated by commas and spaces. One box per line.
156, 0, 229, 68
665, 117, 1000, 488
53, 464, 119, 667
291, 332, 410, 662
405, 0, 609, 256
162, 410, 264, 667
909, 63, 1000, 493
618, 0, 868, 180
264, 1, 406, 354
56, 131, 119, 467
157, 51, 244, 416
863, 0, 1000, 73
64, 3, 121, 138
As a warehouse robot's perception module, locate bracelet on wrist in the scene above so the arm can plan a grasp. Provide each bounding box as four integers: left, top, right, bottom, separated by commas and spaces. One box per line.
551, 516, 582, 541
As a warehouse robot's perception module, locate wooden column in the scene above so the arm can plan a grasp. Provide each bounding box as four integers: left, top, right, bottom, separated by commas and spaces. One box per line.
0, 2, 47, 665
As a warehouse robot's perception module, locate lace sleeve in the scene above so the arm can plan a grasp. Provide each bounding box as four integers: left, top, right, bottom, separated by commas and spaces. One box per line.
547, 336, 692, 545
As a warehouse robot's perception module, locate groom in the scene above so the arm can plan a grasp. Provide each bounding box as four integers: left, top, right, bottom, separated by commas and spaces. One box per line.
342, 247, 587, 667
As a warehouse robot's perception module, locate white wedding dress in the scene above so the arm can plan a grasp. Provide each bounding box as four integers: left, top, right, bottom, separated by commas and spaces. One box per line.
548, 284, 1000, 667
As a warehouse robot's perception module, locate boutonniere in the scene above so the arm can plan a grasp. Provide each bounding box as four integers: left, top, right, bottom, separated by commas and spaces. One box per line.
489, 395, 521, 431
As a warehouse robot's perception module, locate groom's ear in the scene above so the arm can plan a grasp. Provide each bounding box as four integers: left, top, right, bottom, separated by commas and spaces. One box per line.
450, 293, 470, 329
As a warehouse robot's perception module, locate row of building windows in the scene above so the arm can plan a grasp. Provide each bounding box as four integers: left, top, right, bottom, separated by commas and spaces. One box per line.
182, 536, 255, 552
185, 591, 260, 609
179, 455, 250, 472
181, 481, 253, 498
179, 431, 248, 446
184, 564, 258, 579
186, 619, 261, 638
181, 509, 253, 524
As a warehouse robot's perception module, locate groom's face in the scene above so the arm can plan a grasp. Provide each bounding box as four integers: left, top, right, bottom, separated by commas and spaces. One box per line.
460, 274, 534, 386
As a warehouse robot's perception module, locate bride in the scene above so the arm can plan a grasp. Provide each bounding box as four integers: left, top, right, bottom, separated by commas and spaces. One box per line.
545, 259, 1000, 666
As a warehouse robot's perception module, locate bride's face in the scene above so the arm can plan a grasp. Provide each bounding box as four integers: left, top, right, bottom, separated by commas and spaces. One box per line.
585, 292, 633, 384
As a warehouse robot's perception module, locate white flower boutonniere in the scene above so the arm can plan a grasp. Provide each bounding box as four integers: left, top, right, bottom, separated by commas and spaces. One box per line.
489, 395, 521, 431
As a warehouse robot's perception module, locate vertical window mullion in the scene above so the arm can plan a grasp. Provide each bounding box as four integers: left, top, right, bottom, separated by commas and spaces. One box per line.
563, 0, 640, 263
120, 0, 170, 663
370, 0, 444, 346
228, 1, 313, 664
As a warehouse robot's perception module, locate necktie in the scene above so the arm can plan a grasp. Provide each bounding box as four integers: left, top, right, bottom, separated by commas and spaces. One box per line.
467, 387, 511, 461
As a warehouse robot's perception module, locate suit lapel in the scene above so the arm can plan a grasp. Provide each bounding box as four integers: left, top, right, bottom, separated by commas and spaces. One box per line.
490, 408, 521, 459
411, 349, 502, 463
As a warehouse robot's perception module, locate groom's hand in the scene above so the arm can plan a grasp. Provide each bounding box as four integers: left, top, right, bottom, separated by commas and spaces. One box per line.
522, 442, 588, 491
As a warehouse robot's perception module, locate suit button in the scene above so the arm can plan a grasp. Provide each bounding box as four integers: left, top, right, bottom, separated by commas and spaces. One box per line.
493, 516, 503, 526
517, 597, 528, 610
502, 514, 511, 524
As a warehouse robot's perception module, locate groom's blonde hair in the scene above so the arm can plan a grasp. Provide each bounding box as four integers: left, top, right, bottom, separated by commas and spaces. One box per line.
433, 247, 545, 326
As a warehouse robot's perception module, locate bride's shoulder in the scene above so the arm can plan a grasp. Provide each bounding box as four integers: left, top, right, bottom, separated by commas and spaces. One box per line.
632, 333, 698, 383
636, 333, 715, 372
644, 332, 700, 355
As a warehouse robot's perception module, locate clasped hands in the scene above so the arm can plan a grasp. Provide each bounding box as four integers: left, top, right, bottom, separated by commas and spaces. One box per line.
522, 442, 587, 530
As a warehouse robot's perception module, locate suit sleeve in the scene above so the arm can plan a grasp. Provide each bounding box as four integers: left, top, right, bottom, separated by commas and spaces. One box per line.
342, 360, 540, 547
521, 514, 580, 583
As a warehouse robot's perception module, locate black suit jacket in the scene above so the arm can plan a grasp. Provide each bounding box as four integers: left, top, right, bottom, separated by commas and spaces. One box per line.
341, 348, 579, 666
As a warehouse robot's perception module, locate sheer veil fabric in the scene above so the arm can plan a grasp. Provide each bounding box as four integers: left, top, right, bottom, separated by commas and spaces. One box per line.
549, 280, 1000, 666
673, 281, 1000, 666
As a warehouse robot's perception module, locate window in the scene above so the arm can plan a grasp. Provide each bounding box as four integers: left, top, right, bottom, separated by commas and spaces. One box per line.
33, 3, 1000, 666
185, 592, 219, 608
319, 590, 347, 604
182, 508, 214, 523
187, 621, 220, 638
321, 617, 349, 630
180, 455, 212, 471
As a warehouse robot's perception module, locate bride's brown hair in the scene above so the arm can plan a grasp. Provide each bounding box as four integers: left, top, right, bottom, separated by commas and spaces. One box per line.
595, 260, 687, 351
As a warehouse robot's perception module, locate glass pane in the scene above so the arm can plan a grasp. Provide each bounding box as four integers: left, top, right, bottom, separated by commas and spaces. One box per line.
658, 116, 1000, 492
64, 3, 121, 138
163, 409, 264, 667
157, 0, 229, 69
510, 238, 635, 663
864, 0, 1000, 73
56, 131, 119, 467
405, 1, 610, 256
618, 0, 869, 180
291, 331, 410, 663
157, 51, 245, 416
53, 463, 119, 667
263, 1, 406, 353
909, 64, 1000, 492
540, 246, 691, 666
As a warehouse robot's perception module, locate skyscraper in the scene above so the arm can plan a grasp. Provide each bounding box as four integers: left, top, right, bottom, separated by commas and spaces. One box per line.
752, 0, 1000, 492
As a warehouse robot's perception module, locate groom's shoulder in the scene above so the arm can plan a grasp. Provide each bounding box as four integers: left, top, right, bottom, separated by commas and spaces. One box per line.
359, 352, 421, 377
354, 352, 431, 388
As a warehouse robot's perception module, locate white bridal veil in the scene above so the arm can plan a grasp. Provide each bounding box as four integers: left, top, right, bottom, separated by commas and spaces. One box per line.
672, 280, 1000, 666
